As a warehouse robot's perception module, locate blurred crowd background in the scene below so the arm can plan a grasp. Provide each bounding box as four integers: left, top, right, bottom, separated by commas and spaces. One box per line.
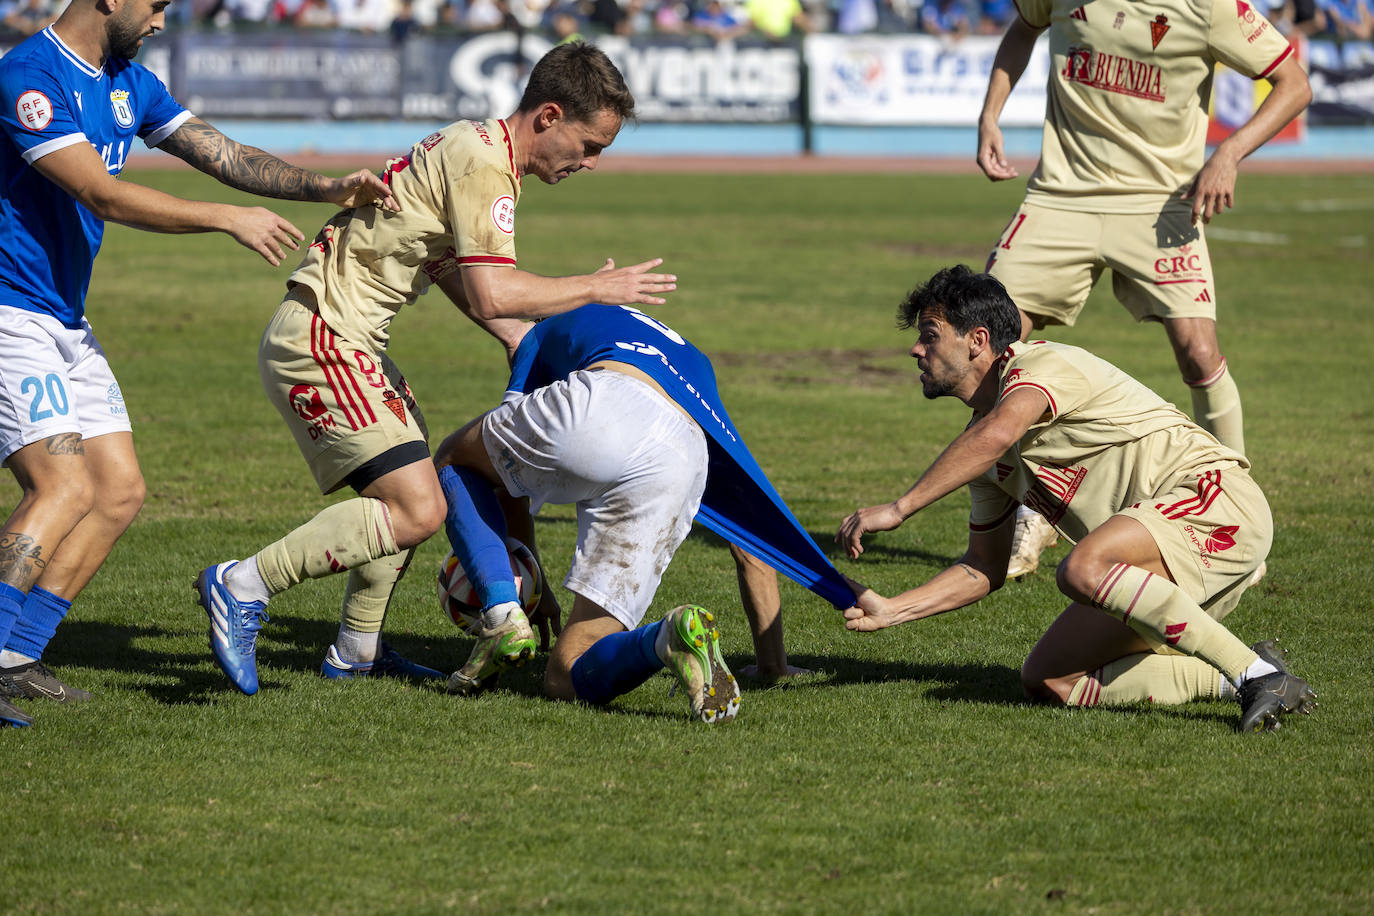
2, 0, 1366, 45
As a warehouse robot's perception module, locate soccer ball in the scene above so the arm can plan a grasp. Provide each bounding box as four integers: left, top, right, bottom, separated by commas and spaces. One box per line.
438, 539, 542, 632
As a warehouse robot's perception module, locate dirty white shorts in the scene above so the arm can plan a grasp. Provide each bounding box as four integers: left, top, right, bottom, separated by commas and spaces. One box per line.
482, 369, 708, 629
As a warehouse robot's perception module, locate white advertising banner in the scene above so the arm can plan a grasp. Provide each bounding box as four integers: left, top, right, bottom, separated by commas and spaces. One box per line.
805, 34, 1052, 127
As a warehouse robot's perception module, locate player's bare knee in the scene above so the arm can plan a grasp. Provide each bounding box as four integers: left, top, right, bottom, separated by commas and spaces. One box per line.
1055, 548, 1105, 605
100, 471, 145, 528
1020, 660, 1071, 704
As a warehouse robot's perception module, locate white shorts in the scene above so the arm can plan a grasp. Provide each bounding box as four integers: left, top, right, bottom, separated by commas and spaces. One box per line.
482, 369, 708, 629
0, 307, 131, 462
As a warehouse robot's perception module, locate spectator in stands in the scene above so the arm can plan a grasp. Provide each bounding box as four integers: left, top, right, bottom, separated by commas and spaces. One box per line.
654, 0, 689, 32
975, 0, 1014, 33
1321, 0, 1374, 38
463, 0, 510, 28
918, 0, 970, 37
390, 0, 420, 39
0, 0, 58, 35
746, 0, 816, 37
1264, 0, 1326, 35
692, 0, 750, 39
546, 2, 585, 40
334, 0, 394, 30
294, 0, 338, 25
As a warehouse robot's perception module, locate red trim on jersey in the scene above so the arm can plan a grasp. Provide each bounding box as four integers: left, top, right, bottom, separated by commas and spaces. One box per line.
457, 255, 517, 266
1258, 43, 1294, 80
498, 119, 518, 179
1186, 358, 1228, 389
1002, 381, 1057, 417
969, 502, 1018, 532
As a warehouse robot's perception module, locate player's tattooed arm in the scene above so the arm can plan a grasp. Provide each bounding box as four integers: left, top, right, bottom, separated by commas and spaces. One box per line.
158, 118, 399, 211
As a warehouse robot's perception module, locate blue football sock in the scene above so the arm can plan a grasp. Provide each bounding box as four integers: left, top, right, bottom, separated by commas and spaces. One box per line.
0, 582, 26, 652
5, 587, 71, 661
570, 619, 666, 706
438, 464, 518, 609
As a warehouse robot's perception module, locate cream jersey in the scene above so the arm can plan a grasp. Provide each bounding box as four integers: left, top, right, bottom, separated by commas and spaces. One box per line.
1013, 0, 1293, 212
288, 118, 521, 350
968, 340, 1244, 542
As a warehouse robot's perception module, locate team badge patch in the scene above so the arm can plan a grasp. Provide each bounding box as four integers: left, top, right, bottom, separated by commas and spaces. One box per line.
490, 196, 515, 234
16, 90, 53, 131
382, 389, 407, 425
1234, 0, 1270, 41
109, 89, 134, 128
1150, 14, 1170, 48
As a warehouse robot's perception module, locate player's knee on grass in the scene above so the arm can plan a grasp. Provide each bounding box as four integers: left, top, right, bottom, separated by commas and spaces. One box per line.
1020, 657, 1075, 705
1054, 548, 1112, 606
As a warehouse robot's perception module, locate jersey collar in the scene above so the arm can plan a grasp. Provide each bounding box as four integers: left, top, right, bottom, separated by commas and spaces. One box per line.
42, 26, 105, 80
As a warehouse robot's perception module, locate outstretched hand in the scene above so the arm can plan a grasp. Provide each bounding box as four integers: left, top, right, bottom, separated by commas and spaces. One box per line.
226, 206, 304, 266
841, 576, 901, 632
836, 502, 905, 560
322, 168, 401, 212
590, 258, 678, 306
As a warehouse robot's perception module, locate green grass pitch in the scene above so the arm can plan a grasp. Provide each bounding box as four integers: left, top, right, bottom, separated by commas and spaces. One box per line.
2, 166, 1371, 913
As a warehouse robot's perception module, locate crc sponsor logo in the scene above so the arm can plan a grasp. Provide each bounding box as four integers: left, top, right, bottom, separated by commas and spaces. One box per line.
16, 90, 53, 130
1155, 253, 1204, 275
1063, 45, 1165, 102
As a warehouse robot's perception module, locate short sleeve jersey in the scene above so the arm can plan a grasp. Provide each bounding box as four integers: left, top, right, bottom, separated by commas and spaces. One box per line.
0, 27, 190, 328
1012, 0, 1294, 211
288, 118, 520, 351
968, 340, 1243, 543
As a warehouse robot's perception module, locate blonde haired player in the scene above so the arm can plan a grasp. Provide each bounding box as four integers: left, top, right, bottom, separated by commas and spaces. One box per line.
193, 43, 677, 694
838, 266, 1314, 733
977, 0, 1312, 579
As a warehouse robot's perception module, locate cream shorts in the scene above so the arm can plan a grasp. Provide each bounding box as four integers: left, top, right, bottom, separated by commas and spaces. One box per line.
987, 198, 1217, 327
1119, 463, 1271, 637
482, 369, 708, 629
259, 291, 428, 494
0, 308, 130, 461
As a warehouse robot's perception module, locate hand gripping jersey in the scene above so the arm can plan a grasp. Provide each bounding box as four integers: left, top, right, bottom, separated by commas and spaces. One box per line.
968, 340, 1243, 542
0, 27, 190, 328
507, 305, 853, 610
288, 119, 521, 352
1014, 0, 1294, 210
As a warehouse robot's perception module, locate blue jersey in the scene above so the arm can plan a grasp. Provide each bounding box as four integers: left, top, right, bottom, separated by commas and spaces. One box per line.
0, 27, 189, 328
507, 304, 852, 610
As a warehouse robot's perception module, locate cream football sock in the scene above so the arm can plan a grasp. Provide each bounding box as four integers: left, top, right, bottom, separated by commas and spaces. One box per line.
1066, 653, 1225, 706
333, 548, 413, 663
1090, 563, 1258, 684
1188, 359, 1245, 455
254, 497, 400, 596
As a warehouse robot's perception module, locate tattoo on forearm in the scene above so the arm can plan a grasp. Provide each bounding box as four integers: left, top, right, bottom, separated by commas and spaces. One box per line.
0, 533, 46, 587
45, 433, 84, 456
160, 119, 325, 202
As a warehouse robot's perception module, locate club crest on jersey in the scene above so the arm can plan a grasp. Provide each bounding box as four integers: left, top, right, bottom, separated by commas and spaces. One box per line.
382, 389, 407, 425
491, 196, 515, 234
1150, 14, 1170, 48
109, 89, 134, 128
16, 89, 53, 131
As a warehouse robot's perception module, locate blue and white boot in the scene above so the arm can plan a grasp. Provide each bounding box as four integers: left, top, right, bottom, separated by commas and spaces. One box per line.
195, 561, 269, 695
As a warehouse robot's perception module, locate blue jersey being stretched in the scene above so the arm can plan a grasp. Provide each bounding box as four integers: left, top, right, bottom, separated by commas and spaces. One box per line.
0, 27, 189, 328
507, 304, 852, 610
